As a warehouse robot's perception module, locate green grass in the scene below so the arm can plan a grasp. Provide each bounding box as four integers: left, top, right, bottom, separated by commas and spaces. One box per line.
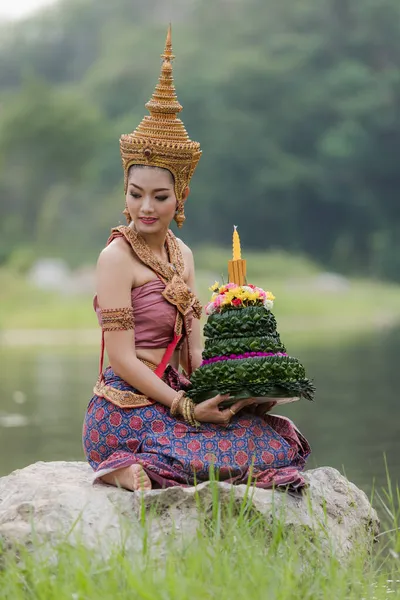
2, 247, 400, 348
0, 268, 94, 330
0, 475, 399, 600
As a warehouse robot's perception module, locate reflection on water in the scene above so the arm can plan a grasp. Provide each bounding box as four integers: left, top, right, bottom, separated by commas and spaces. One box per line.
0, 330, 399, 495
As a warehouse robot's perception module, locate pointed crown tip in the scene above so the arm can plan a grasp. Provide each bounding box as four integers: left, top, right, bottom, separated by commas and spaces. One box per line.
162, 23, 174, 61
165, 24, 172, 49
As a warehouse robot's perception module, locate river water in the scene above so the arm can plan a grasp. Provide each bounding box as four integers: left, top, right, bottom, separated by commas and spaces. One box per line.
0, 330, 399, 497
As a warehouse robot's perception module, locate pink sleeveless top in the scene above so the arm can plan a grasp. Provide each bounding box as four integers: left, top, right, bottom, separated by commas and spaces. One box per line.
131, 279, 176, 348
94, 279, 177, 349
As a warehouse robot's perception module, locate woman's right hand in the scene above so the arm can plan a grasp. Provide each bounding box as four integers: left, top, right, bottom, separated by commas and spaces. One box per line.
193, 394, 255, 425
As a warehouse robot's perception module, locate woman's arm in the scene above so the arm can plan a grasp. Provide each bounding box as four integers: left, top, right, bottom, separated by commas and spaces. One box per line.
180, 244, 203, 372
96, 240, 254, 423
96, 242, 177, 407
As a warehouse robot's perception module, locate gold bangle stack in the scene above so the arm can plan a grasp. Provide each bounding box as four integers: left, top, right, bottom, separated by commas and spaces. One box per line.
181, 396, 200, 427
170, 391, 200, 427
170, 391, 186, 417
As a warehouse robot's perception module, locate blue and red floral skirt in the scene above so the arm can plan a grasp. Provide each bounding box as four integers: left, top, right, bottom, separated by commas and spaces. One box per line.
83, 366, 311, 490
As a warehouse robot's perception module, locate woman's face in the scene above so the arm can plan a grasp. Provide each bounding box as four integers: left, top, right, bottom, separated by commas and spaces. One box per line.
126, 166, 181, 235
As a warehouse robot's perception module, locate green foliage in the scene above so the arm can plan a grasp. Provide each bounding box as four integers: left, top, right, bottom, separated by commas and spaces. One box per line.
188, 355, 315, 404
203, 334, 286, 359
0, 74, 104, 261
191, 355, 307, 383
203, 307, 278, 338
5, 245, 37, 275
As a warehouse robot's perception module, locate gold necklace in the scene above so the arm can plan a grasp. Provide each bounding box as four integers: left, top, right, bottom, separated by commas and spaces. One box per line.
112, 225, 185, 282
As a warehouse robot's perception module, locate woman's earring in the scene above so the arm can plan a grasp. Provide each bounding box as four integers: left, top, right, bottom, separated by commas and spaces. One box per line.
123, 201, 132, 224
174, 202, 185, 228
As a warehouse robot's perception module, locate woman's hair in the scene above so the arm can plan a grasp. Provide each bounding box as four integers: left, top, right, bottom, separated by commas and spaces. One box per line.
127, 164, 175, 185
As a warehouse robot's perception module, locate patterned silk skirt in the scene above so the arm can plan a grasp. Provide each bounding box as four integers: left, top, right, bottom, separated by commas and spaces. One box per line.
83, 366, 311, 490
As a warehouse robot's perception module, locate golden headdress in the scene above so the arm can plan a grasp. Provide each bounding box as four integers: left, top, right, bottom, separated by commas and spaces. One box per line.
120, 25, 202, 227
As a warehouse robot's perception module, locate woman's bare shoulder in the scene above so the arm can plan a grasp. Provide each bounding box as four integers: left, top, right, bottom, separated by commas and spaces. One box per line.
176, 237, 194, 262
95, 238, 137, 306
175, 237, 195, 284
96, 237, 137, 295
97, 237, 133, 271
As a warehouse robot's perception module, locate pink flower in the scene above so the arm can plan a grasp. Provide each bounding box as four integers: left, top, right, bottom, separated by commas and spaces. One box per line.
254, 286, 265, 296
214, 294, 225, 307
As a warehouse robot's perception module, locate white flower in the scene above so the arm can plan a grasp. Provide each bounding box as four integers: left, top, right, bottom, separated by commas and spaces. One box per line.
242, 285, 253, 292
263, 298, 273, 310
205, 302, 216, 315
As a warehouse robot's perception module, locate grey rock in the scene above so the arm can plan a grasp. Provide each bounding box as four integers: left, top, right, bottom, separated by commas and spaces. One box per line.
0, 462, 379, 560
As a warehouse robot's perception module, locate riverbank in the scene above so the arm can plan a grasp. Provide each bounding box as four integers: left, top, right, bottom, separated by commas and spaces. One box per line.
2, 251, 400, 347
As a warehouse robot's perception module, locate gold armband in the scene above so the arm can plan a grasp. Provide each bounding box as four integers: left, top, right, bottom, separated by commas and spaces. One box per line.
100, 307, 135, 331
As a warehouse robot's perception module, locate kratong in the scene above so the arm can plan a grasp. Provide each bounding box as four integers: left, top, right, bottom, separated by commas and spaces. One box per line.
188, 228, 315, 406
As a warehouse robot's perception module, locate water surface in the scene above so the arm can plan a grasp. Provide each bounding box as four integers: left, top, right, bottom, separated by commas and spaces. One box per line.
0, 330, 399, 495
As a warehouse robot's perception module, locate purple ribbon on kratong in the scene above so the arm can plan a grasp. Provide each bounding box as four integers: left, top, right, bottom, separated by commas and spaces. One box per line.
201, 351, 288, 366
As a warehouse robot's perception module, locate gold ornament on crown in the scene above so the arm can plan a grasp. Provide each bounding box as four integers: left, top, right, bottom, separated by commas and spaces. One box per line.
120, 25, 202, 228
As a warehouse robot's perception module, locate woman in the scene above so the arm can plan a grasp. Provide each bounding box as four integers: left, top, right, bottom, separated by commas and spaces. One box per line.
82, 27, 310, 492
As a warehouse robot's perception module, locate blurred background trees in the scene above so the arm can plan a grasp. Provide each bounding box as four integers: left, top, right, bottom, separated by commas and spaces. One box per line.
1, 0, 400, 279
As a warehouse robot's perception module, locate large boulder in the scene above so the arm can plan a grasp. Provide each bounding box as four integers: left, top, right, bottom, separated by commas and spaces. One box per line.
0, 462, 379, 560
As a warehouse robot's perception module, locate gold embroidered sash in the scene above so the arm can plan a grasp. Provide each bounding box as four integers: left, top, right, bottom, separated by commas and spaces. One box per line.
93, 358, 157, 409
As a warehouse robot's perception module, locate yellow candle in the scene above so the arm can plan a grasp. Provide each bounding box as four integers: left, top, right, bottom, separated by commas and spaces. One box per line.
228, 225, 246, 286
233, 225, 241, 261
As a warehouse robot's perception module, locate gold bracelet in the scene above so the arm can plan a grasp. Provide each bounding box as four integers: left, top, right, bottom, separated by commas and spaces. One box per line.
170, 391, 186, 417
183, 397, 192, 424
181, 396, 200, 427
188, 400, 200, 427
182, 397, 190, 423
177, 394, 186, 417
170, 391, 200, 428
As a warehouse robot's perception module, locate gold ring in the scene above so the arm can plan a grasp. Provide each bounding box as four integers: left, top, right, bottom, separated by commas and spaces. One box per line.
229, 408, 236, 416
